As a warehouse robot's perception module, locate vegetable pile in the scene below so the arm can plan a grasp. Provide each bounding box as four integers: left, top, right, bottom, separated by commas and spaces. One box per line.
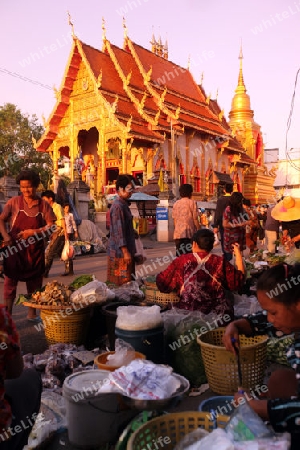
30, 281, 73, 306
69, 274, 94, 290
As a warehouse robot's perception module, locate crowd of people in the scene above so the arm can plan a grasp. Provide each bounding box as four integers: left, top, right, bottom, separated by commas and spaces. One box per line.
1, 172, 300, 447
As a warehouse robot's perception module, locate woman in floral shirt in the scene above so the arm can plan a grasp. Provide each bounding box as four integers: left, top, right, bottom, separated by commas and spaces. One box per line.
223, 192, 251, 261
156, 229, 245, 319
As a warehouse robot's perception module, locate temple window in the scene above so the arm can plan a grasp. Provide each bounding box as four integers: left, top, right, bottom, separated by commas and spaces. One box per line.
107, 138, 121, 160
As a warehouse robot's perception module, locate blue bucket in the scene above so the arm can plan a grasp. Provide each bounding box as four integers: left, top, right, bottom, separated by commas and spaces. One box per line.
199, 396, 235, 417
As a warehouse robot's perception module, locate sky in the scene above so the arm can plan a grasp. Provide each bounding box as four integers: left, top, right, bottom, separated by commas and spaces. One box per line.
1, 0, 300, 159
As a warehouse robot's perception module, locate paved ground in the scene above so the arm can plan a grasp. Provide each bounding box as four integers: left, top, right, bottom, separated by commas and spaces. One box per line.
0, 236, 217, 449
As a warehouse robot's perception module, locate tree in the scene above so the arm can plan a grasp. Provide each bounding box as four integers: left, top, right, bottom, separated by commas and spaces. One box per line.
0, 103, 53, 187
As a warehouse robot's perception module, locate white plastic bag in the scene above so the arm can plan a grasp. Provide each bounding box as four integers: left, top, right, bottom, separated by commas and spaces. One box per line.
213, 232, 220, 247
116, 305, 162, 330
61, 240, 74, 261
70, 280, 115, 305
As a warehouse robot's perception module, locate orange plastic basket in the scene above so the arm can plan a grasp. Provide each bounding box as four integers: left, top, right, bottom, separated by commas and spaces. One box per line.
94, 350, 145, 371
197, 327, 268, 395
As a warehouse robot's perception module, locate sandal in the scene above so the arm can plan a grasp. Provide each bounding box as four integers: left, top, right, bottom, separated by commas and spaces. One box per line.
27, 316, 42, 323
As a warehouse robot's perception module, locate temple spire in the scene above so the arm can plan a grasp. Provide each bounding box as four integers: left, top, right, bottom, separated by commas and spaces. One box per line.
238, 42, 245, 88
123, 17, 128, 40
67, 11, 76, 38
102, 17, 106, 42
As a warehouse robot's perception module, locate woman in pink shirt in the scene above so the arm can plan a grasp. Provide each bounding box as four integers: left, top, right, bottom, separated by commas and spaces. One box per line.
172, 184, 200, 256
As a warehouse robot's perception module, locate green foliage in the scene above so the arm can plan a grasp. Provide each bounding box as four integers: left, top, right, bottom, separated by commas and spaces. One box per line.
0, 103, 53, 187
69, 274, 94, 290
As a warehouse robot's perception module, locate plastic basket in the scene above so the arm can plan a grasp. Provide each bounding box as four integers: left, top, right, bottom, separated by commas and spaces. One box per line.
197, 327, 268, 395
144, 288, 180, 306
40, 307, 91, 345
127, 411, 230, 450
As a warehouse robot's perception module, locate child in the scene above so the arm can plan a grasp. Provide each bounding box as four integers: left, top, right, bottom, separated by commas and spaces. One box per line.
223, 263, 300, 449
63, 203, 78, 241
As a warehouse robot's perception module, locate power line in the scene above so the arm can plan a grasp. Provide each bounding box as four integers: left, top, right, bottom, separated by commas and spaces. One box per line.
285, 67, 300, 174
0, 67, 52, 90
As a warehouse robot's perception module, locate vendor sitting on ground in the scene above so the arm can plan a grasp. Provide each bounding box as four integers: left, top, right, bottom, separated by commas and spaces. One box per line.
223, 263, 300, 450
156, 229, 245, 319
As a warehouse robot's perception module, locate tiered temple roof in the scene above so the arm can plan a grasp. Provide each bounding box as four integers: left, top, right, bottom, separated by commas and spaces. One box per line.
36, 33, 249, 159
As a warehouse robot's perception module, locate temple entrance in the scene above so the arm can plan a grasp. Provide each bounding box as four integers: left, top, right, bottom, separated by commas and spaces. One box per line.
132, 171, 143, 187
104, 168, 119, 194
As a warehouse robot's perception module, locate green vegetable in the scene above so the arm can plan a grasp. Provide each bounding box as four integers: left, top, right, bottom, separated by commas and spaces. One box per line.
16, 294, 30, 305
16, 286, 46, 305
267, 336, 294, 366
69, 274, 94, 289
165, 323, 207, 387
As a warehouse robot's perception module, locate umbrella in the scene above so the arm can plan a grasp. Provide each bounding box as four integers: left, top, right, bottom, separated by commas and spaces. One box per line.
130, 192, 158, 201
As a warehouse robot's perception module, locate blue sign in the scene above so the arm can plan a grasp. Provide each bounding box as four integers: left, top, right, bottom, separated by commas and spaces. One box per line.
156, 207, 168, 220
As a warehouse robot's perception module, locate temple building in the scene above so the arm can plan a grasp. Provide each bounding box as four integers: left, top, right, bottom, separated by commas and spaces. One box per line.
228, 48, 277, 204
35, 21, 275, 204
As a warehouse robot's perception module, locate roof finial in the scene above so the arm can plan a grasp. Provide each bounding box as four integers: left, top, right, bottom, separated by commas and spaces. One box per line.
200, 72, 204, 85
238, 39, 245, 87
102, 17, 106, 42
150, 28, 157, 53
157, 35, 163, 56
163, 39, 168, 59
187, 55, 191, 71
67, 11, 75, 38
123, 17, 128, 39
215, 88, 219, 101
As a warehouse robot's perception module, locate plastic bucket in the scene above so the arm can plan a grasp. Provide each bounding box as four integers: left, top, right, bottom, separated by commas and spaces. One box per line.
199, 396, 235, 417
63, 369, 136, 448
115, 325, 165, 364
102, 301, 167, 350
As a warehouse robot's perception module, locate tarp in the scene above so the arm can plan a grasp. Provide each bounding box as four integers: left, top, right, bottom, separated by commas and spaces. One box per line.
130, 192, 158, 201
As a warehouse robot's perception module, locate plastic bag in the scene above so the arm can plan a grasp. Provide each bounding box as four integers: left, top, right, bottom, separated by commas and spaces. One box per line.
24, 391, 67, 450
162, 308, 225, 387
225, 402, 274, 442
214, 232, 220, 247
179, 428, 233, 449
98, 359, 181, 399
70, 280, 115, 305
61, 240, 74, 261
134, 237, 147, 265
111, 281, 145, 302
106, 339, 138, 367
116, 304, 162, 330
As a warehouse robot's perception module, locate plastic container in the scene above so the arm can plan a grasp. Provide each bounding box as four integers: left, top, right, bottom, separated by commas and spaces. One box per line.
115, 325, 165, 364
101, 301, 167, 350
101, 301, 127, 350
62, 369, 136, 448
199, 396, 235, 417
94, 350, 145, 371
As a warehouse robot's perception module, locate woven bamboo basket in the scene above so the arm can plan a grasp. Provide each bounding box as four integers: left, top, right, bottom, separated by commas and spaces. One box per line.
40, 307, 91, 345
197, 327, 268, 395
144, 287, 180, 306
127, 411, 230, 450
